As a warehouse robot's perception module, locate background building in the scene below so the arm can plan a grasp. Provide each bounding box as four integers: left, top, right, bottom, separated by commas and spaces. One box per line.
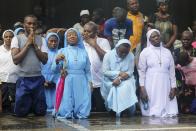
0, 0, 195, 34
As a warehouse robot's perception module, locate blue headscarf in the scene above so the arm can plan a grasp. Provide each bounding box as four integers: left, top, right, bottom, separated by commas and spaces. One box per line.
42, 32, 60, 83
46, 32, 60, 50
64, 28, 84, 49
14, 27, 25, 35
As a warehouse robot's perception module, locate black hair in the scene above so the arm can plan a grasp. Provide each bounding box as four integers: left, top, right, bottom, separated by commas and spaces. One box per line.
24, 14, 37, 22
115, 8, 127, 20
157, 0, 169, 7
182, 30, 193, 39
127, 0, 139, 4
93, 8, 104, 18
176, 51, 190, 66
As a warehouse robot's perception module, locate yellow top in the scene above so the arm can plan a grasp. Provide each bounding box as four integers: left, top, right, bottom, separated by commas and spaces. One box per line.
127, 12, 144, 50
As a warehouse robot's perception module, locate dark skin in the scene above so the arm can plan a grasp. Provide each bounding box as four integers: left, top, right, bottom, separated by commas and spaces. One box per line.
92, 10, 104, 25
107, 8, 127, 48
44, 36, 58, 87
149, 31, 161, 47
112, 44, 130, 87
127, 0, 140, 15
83, 23, 106, 60
11, 16, 48, 65
0, 31, 14, 113
56, 31, 78, 63
140, 31, 176, 102
181, 31, 193, 50
112, 7, 121, 18
158, 3, 177, 48
56, 30, 93, 88
149, 3, 177, 48
3, 31, 14, 50
80, 15, 90, 26
55, 31, 79, 77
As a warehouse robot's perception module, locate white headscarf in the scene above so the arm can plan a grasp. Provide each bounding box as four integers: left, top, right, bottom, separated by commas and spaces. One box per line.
146, 29, 162, 47
115, 39, 131, 62
2, 29, 14, 39
115, 39, 131, 48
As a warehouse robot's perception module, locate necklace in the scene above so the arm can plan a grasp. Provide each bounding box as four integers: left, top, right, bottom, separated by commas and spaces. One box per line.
70, 47, 78, 62
153, 48, 162, 67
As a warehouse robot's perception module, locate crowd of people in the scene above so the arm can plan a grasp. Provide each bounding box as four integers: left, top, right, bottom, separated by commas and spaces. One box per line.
0, 0, 196, 119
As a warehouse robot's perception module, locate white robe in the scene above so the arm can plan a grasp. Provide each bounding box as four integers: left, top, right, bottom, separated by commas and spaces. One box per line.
138, 45, 178, 117
101, 49, 138, 113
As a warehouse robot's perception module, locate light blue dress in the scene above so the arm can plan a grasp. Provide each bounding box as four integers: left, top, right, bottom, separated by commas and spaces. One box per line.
41, 33, 60, 113
101, 49, 138, 114
52, 46, 91, 119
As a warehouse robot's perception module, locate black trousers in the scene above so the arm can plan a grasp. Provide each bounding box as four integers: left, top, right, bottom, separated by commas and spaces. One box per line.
0, 82, 16, 113
91, 87, 106, 112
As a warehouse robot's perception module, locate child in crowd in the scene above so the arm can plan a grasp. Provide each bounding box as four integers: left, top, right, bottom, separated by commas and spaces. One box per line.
191, 20, 196, 48
177, 51, 196, 114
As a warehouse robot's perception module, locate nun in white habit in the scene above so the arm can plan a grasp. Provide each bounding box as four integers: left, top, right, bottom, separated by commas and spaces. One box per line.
138, 29, 178, 117
101, 39, 138, 117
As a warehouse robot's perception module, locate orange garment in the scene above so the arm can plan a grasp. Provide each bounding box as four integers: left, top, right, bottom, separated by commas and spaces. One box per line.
127, 12, 144, 50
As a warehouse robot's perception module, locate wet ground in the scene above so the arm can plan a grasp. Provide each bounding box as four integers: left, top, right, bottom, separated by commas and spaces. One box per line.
1, 113, 196, 131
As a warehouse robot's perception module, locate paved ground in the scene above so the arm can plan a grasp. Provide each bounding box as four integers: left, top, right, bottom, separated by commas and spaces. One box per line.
1, 113, 196, 130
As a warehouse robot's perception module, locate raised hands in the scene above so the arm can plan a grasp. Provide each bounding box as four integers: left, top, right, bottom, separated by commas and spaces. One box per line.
26, 28, 35, 47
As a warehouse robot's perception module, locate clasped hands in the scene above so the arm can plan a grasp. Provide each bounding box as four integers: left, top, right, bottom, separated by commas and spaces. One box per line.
26, 28, 39, 50
112, 72, 129, 87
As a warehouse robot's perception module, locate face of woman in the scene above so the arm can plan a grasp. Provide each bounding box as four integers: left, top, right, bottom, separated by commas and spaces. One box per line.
66, 31, 78, 46
117, 44, 130, 59
48, 36, 58, 49
149, 31, 161, 47
3, 31, 14, 46
159, 3, 168, 13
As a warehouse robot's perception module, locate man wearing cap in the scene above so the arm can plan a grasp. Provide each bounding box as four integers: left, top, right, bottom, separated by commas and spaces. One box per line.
73, 10, 90, 34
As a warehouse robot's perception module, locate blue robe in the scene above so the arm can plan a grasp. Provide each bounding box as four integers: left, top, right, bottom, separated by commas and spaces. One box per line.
101, 49, 138, 114
52, 45, 91, 119
41, 33, 60, 113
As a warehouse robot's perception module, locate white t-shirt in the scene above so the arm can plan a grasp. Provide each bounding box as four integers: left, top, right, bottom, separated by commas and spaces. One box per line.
73, 23, 84, 34
0, 45, 19, 83
84, 37, 111, 88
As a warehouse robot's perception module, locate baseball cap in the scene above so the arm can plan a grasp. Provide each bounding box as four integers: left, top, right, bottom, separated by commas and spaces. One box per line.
80, 10, 90, 17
